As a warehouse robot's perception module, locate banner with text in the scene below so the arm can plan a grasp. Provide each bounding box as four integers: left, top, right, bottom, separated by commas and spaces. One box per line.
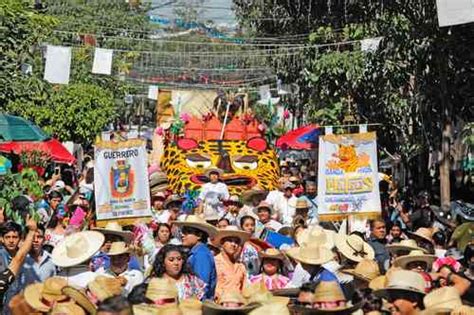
94, 139, 151, 221
317, 132, 381, 221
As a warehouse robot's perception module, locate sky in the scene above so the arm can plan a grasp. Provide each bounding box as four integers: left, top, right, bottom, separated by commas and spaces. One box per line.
148, 0, 236, 27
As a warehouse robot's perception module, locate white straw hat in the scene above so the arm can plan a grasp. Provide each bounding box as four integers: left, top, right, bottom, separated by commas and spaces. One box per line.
52, 231, 104, 267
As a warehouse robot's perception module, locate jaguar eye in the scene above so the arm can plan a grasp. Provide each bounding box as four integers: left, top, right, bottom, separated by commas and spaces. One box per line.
186, 154, 211, 169
233, 155, 258, 170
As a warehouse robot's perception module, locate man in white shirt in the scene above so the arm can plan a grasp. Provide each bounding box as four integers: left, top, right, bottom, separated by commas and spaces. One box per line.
100, 242, 143, 294
198, 168, 229, 218
265, 181, 297, 226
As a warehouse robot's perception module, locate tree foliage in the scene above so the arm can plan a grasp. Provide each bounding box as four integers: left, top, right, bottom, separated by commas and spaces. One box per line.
233, 0, 474, 158
0, 0, 151, 144
7, 83, 116, 144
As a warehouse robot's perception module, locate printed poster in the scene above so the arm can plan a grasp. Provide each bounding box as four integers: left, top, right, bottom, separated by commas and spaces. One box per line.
317, 132, 381, 220
94, 139, 151, 220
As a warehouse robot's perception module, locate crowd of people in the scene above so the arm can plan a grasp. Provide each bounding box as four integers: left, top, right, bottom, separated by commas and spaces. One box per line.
0, 157, 473, 315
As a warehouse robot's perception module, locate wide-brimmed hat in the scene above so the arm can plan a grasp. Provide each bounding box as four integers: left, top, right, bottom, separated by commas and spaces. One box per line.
88, 276, 123, 302
342, 259, 381, 282
296, 226, 336, 249
62, 286, 97, 315
204, 167, 224, 177
93, 221, 133, 243
107, 241, 132, 256
313, 280, 362, 313
203, 292, 260, 314
282, 182, 295, 190
132, 304, 160, 315
24, 278, 69, 312
163, 194, 183, 209
224, 195, 243, 207
52, 231, 104, 268
286, 243, 334, 266
172, 215, 218, 237
149, 171, 168, 194
335, 234, 375, 263
249, 304, 290, 315
373, 270, 426, 300
213, 226, 251, 246
259, 248, 285, 261
50, 302, 85, 315
179, 297, 202, 315
291, 198, 310, 210
393, 250, 436, 270
243, 280, 290, 306
421, 287, 463, 314
146, 278, 179, 302
407, 227, 435, 244
386, 239, 428, 255
255, 201, 273, 214
242, 187, 268, 204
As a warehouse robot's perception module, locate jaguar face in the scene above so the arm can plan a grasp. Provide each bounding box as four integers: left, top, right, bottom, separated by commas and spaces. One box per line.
161, 137, 279, 194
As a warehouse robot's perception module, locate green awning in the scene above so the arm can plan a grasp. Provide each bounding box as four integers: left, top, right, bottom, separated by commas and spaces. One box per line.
0, 114, 50, 142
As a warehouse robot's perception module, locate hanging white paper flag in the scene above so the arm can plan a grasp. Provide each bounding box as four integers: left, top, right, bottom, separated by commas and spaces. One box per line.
259, 85, 271, 100
436, 0, 474, 27
325, 126, 333, 135
359, 124, 368, 133
44, 45, 71, 84
148, 85, 159, 100
92, 48, 113, 75
360, 37, 383, 52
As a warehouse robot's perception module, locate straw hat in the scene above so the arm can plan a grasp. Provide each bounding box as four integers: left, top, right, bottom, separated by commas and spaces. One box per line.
242, 187, 268, 204
393, 250, 437, 269
285, 243, 333, 266
87, 276, 123, 302
368, 267, 400, 291
213, 226, 251, 246
259, 248, 285, 261
24, 278, 68, 312
172, 215, 218, 237
249, 304, 290, 315
146, 278, 179, 302
203, 291, 260, 314
335, 234, 375, 263
288, 176, 300, 183
421, 287, 463, 314
314, 281, 345, 304
407, 227, 435, 244
107, 241, 132, 256
255, 201, 273, 214
342, 259, 381, 282
243, 280, 290, 306
291, 198, 310, 210
93, 221, 133, 243
386, 239, 428, 255
52, 231, 104, 268
50, 302, 85, 315
179, 297, 202, 315
62, 286, 97, 315
204, 167, 224, 177
373, 270, 426, 300
296, 225, 336, 249
132, 304, 160, 315
163, 195, 183, 209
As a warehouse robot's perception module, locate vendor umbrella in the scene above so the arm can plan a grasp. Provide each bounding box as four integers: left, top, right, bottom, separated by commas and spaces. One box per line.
0, 113, 49, 141
0, 138, 75, 164
276, 124, 320, 150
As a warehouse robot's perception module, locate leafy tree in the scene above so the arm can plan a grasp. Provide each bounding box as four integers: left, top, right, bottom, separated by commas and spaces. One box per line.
233, 0, 474, 203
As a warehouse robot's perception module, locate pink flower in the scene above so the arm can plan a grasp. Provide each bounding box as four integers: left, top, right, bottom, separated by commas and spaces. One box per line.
283, 109, 290, 120
155, 127, 164, 136
180, 113, 191, 123
432, 257, 462, 273
258, 123, 266, 132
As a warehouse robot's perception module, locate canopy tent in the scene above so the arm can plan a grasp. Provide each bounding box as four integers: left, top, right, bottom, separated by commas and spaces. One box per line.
276, 124, 320, 150
0, 139, 76, 164
0, 113, 49, 141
